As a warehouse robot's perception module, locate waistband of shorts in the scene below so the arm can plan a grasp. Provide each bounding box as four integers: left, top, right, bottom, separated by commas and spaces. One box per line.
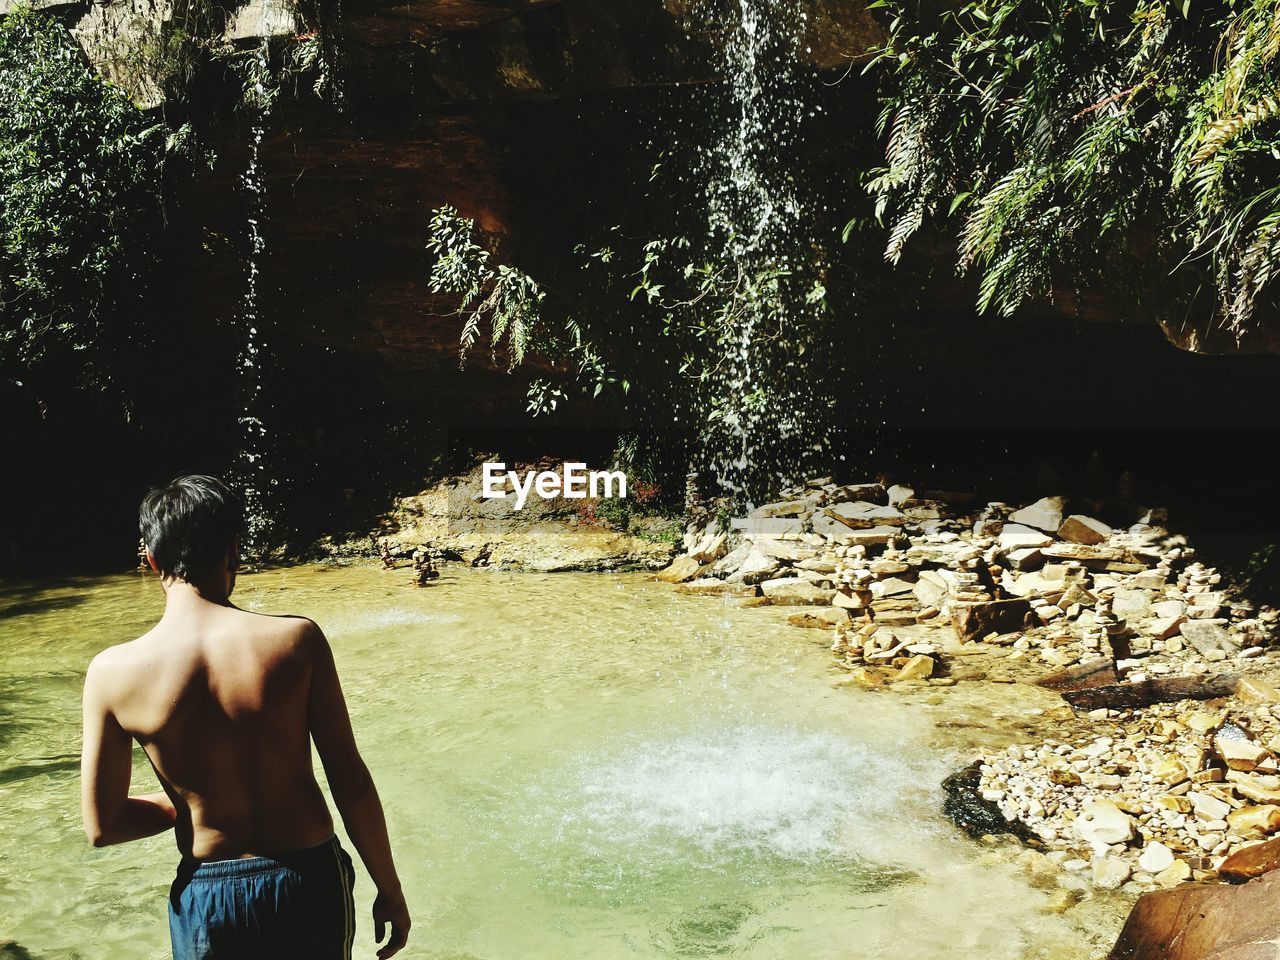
181, 834, 341, 881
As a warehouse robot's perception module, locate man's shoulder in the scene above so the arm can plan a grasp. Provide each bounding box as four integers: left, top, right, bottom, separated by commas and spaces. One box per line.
84, 634, 153, 699
88, 632, 151, 670
235, 609, 326, 652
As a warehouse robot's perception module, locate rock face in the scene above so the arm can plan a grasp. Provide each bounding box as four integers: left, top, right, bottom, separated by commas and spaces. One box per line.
367, 460, 676, 571
1108, 871, 1280, 960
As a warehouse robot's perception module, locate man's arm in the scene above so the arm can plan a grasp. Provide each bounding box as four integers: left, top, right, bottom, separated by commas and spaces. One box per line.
304, 622, 411, 960
80, 655, 177, 847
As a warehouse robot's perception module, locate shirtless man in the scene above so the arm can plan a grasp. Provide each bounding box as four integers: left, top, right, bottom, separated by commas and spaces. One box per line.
80, 475, 411, 959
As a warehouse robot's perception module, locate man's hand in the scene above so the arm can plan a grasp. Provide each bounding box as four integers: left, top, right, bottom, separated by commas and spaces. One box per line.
372, 889, 411, 959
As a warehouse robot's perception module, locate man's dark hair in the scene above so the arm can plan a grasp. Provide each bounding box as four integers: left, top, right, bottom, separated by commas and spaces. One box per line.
139, 475, 243, 580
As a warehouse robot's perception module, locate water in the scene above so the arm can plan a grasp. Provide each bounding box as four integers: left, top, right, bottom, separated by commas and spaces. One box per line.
0, 566, 1117, 959
231, 36, 277, 547
693, 0, 836, 504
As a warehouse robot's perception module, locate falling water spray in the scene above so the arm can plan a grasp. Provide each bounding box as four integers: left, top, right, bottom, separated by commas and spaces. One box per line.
232, 36, 276, 549
693, 0, 836, 506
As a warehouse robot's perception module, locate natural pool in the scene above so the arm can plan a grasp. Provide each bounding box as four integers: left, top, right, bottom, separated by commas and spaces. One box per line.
1, 565, 1121, 959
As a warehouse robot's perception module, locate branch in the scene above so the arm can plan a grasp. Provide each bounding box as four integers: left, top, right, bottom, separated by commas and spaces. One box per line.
1073, 83, 1143, 119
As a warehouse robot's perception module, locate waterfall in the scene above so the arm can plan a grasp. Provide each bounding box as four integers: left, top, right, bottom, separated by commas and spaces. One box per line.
696, 0, 834, 506
233, 36, 275, 548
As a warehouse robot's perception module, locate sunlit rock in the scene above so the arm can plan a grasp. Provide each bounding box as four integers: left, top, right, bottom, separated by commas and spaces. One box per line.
1058, 514, 1113, 545
1009, 496, 1066, 534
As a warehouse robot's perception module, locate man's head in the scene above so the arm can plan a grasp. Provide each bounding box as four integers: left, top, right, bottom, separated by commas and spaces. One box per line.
139, 475, 243, 589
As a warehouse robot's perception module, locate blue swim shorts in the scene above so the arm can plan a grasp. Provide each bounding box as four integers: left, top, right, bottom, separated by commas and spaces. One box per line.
167, 834, 356, 960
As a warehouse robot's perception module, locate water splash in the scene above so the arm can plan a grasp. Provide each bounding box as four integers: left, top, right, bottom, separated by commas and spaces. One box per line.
556, 723, 944, 861
232, 36, 276, 548
694, 0, 837, 505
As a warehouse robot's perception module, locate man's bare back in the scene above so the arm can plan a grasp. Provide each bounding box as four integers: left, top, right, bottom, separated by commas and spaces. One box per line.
86, 602, 335, 860
81, 475, 410, 959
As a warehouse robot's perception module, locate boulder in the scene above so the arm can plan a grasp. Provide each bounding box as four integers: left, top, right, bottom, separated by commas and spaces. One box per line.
1075, 799, 1135, 846
1006, 570, 1068, 597
913, 571, 950, 608
952, 597, 1033, 643
1238, 678, 1280, 705
1007, 547, 1045, 571
838, 525, 898, 547
1227, 805, 1280, 837
1108, 869, 1280, 959
688, 530, 728, 564
898, 498, 948, 520
654, 555, 704, 583
1216, 734, 1270, 772
1150, 758, 1189, 786
868, 557, 909, 576
749, 499, 810, 518
1148, 615, 1186, 641
1181, 620, 1239, 656
810, 513, 855, 541
729, 518, 804, 537
1112, 588, 1152, 620
999, 523, 1055, 551
712, 541, 752, 577
831, 482, 887, 504
1233, 777, 1280, 805
1058, 514, 1113, 545
1093, 856, 1132, 890
1009, 496, 1067, 533
1152, 599, 1188, 619
1220, 837, 1280, 882
894, 654, 935, 683
758, 578, 836, 605
1137, 841, 1176, 874
870, 577, 915, 599
1132, 569, 1169, 590
734, 550, 783, 585
1057, 581, 1098, 610
787, 607, 851, 629
824, 502, 906, 529
1152, 859, 1192, 888
1042, 543, 1146, 571
795, 557, 837, 573
751, 539, 810, 562
887, 484, 913, 506
832, 588, 869, 610
1190, 791, 1232, 821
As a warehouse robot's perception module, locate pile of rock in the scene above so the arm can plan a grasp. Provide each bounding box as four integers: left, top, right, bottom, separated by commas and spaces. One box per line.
975, 686, 1280, 892
412, 545, 441, 585
829, 621, 944, 688
662, 483, 1276, 682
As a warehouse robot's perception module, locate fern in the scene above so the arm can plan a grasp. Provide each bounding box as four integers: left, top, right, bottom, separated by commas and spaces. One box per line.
866, 0, 1280, 337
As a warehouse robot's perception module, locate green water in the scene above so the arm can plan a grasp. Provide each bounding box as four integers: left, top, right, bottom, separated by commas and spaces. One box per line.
1, 565, 1116, 959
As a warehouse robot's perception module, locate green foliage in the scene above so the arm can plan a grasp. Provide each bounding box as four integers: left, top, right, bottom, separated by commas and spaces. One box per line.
424, 202, 826, 440
425, 205, 631, 412
0, 6, 164, 377
865, 0, 1280, 336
